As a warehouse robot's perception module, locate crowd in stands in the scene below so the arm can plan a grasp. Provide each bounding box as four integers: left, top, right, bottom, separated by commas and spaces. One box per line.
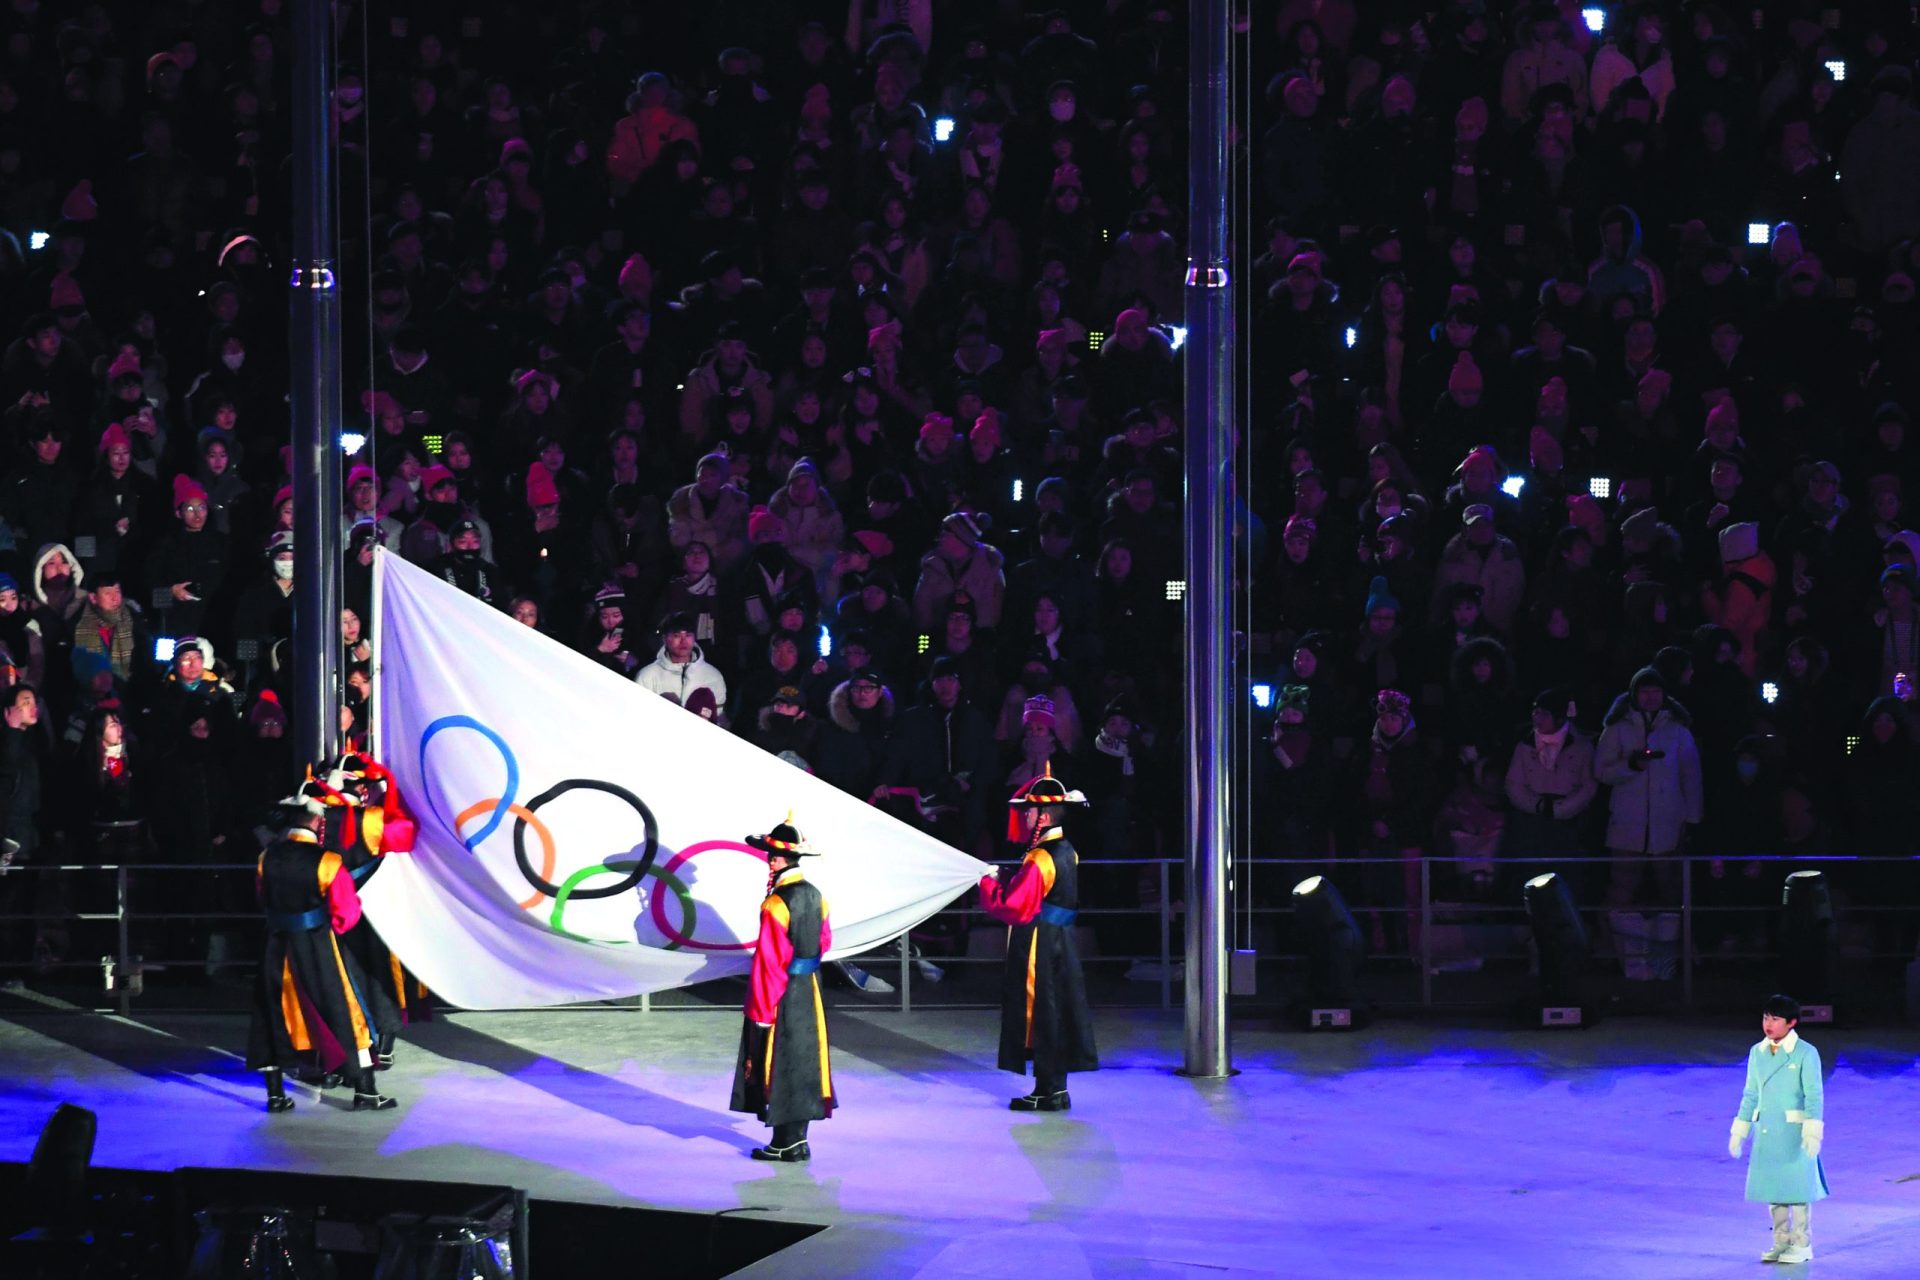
1251, 0, 1920, 963
0, 1, 1915, 981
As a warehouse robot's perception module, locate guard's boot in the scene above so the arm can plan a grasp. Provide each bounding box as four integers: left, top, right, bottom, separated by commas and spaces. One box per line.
375, 1030, 396, 1070
1009, 1090, 1071, 1112
264, 1068, 294, 1114
350, 1069, 396, 1111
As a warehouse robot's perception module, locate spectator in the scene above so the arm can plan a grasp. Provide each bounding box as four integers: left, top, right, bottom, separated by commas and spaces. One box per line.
635, 611, 727, 723
1595, 667, 1703, 912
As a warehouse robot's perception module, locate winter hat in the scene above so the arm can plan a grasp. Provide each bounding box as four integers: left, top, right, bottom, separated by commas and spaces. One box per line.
1021, 694, 1057, 728
786, 459, 819, 485
1447, 354, 1483, 398
1364, 575, 1399, 617
1532, 687, 1575, 725
970, 412, 1001, 445
97, 422, 131, 454
684, 687, 720, 720
272, 485, 294, 512
618, 253, 653, 296
249, 690, 289, 731
747, 507, 788, 544
1566, 491, 1604, 532
695, 450, 731, 476
526, 466, 561, 508
867, 319, 904, 353
1619, 506, 1660, 546
1376, 512, 1416, 543
60, 180, 97, 223
1282, 514, 1318, 542
0, 572, 17, 595
106, 351, 143, 383
347, 464, 377, 490
1462, 503, 1495, 526
1629, 666, 1667, 695
1375, 688, 1413, 719
50, 273, 86, 313
449, 518, 482, 541
266, 530, 295, 558
1881, 564, 1915, 595
420, 464, 458, 494
1717, 521, 1761, 563
919, 413, 955, 446
1884, 530, 1920, 566
851, 529, 894, 558
942, 510, 984, 543
1036, 328, 1069, 352
172, 474, 208, 508
592, 584, 626, 609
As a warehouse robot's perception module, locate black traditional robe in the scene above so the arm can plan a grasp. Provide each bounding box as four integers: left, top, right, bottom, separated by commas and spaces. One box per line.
731, 868, 836, 1126
980, 828, 1100, 1078
244, 830, 382, 1073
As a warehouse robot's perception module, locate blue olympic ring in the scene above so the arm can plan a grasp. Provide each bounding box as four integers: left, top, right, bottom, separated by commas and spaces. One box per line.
419, 715, 520, 849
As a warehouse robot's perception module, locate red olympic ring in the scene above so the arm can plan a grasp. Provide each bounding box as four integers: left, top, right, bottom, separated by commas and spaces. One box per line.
647, 840, 769, 951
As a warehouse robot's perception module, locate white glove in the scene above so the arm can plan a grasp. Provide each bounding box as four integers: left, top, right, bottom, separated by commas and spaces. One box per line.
753, 1021, 773, 1029
1801, 1118, 1823, 1159
1729, 1119, 1751, 1158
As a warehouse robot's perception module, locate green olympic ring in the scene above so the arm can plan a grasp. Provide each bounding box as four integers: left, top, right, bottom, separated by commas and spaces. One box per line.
548, 860, 698, 949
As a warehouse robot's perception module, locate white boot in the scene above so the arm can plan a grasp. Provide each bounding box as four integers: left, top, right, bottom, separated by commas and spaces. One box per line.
1762, 1204, 1790, 1262
1776, 1204, 1811, 1263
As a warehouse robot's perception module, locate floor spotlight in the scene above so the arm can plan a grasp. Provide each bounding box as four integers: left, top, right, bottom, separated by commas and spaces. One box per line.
1524, 872, 1591, 1026
1779, 869, 1835, 1021
1291, 875, 1363, 1028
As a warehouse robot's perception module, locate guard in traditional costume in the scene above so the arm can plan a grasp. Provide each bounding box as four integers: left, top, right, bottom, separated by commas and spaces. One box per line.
730, 817, 835, 1161
979, 765, 1099, 1110
313, 754, 429, 1055
244, 794, 397, 1112
1728, 993, 1829, 1264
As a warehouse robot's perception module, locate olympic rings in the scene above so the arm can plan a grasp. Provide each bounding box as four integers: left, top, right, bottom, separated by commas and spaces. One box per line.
420, 716, 520, 849
513, 778, 658, 900
453, 799, 556, 910
548, 861, 697, 946
647, 840, 768, 952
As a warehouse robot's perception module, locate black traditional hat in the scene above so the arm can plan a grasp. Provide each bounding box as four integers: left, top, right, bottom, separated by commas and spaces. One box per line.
747, 813, 817, 858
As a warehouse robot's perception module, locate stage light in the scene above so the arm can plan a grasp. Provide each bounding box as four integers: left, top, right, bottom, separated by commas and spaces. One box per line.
1747, 222, 1770, 246
1524, 872, 1590, 1025
1251, 683, 1273, 708
1761, 681, 1780, 705
1502, 475, 1526, 498
1343, 325, 1358, 349
1291, 875, 1362, 1024
1087, 329, 1105, 350
1168, 325, 1187, 350
933, 116, 956, 143
154, 637, 177, 664
28, 229, 49, 251
1582, 7, 1606, 33
1165, 579, 1186, 601
1825, 59, 1847, 82
1587, 476, 1613, 500
1845, 734, 1860, 755
339, 430, 367, 455
817, 625, 832, 658
420, 432, 445, 455
1778, 870, 1835, 1014
187, 1208, 331, 1280
916, 633, 930, 654
1011, 478, 1024, 503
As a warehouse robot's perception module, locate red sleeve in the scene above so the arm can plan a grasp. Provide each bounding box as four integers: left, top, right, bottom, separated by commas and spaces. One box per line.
745, 896, 794, 1024
318, 853, 363, 934
977, 849, 1054, 924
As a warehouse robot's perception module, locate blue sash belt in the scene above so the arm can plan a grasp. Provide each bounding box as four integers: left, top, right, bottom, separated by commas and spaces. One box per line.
265, 906, 328, 933
348, 860, 378, 883
787, 957, 821, 975
1039, 903, 1078, 927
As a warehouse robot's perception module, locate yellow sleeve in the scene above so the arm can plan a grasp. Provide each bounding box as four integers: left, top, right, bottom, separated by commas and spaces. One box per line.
317, 852, 344, 890
762, 894, 791, 929
1029, 849, 1057, 895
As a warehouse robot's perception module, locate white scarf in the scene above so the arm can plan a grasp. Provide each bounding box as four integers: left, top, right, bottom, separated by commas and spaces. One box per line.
1534, 723, 1568, 772
1094, 730, 1133, 776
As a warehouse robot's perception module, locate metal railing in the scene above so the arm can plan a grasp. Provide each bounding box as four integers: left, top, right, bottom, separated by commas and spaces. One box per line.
1, 854, 1913, 1017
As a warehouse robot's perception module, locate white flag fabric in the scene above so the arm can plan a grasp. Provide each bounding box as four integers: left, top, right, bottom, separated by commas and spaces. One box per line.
363, 549, 988, 1009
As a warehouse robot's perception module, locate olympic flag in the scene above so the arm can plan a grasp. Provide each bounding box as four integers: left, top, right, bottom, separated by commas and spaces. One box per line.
363, 549, 989, 1009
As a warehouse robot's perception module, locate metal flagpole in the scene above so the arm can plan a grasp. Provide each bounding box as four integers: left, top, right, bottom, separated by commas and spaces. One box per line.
1182, 0, 1234, 1078
290, 0, 344, 766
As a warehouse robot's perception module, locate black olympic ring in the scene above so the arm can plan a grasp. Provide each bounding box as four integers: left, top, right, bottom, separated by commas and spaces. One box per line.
513, 778, 659, 900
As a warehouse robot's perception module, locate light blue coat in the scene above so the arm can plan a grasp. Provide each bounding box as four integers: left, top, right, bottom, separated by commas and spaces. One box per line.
1735, 1033, 1830, 1204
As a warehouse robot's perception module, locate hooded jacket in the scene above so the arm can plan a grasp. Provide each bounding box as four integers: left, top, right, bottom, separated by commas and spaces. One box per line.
634, 639, 728, 722
1595, 692, 1703, 853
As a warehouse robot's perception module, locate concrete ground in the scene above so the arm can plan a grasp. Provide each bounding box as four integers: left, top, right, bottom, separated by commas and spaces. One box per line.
2, 998, 1917, 1278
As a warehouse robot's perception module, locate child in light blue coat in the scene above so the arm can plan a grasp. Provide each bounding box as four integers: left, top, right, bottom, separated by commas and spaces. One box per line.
1728, 993, 1829, 1264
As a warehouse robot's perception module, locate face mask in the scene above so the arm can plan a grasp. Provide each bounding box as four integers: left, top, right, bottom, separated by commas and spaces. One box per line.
222, 352, 245, 371
1735, 760, 1760, 782
1048, 101, 1075, 122
272, 558, 294, 580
